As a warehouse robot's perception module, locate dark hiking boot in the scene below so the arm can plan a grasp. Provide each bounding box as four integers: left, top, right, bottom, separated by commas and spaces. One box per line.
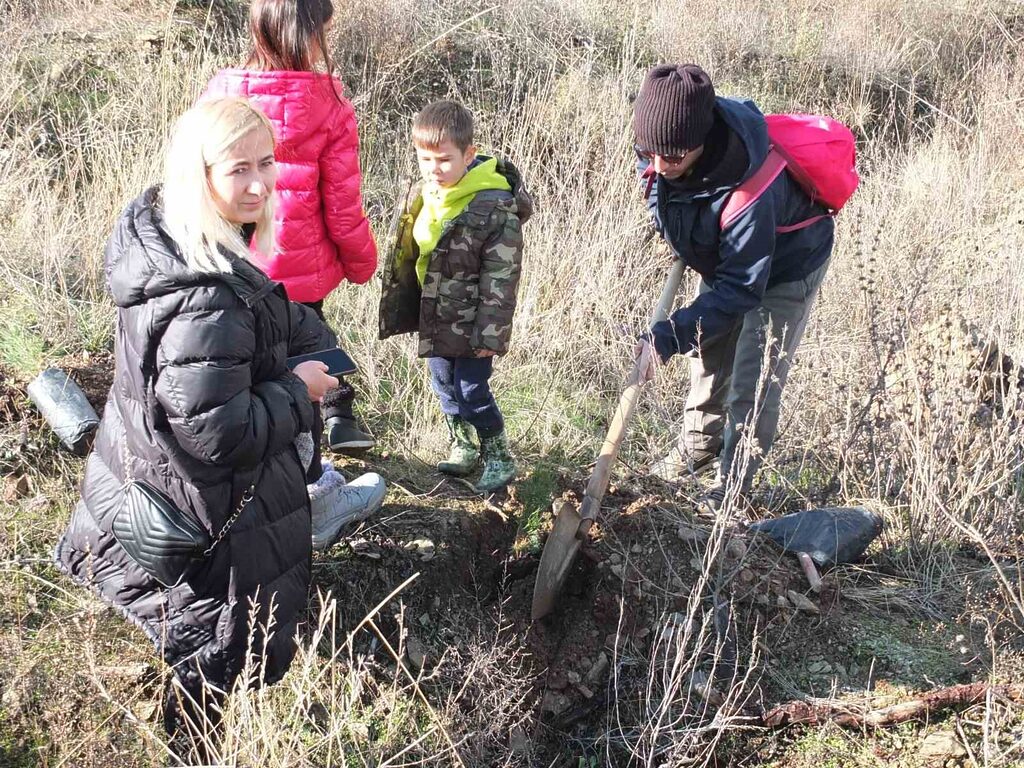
326, 416, 375, 454
438, 416, 479, 476
474, 430, 516, 492
695, 483, 752, 524
649, 446, 719, 484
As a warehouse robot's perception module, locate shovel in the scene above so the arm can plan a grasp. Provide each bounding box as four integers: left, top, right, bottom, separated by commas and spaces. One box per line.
532, 260, 686, 620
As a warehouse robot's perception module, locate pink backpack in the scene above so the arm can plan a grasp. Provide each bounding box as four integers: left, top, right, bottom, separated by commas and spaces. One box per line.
720, 114, 859, 233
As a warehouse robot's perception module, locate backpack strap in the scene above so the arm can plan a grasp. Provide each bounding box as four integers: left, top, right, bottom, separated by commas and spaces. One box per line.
720, 148, 787, 230
776, 214, 830, 234
641, 164, 657, 200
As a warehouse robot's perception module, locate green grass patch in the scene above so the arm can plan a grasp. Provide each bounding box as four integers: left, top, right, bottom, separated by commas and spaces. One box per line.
514, 460, 560, 553
0, 302, 46, 376
0, 709, 46, 768
847, 614, 963, 687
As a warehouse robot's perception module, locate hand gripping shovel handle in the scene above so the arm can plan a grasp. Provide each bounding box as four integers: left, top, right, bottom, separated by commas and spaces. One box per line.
576, 259, 686, 538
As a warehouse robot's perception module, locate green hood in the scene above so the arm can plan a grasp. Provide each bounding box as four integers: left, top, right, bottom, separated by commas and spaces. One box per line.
413, 157, 512, 285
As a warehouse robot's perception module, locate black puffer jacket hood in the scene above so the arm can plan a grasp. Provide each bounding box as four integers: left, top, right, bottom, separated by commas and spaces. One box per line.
55, 187, 335, 694
105, 191, 211, 307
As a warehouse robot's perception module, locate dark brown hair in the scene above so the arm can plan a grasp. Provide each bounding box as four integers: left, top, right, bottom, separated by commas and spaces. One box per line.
412, 101, 474, 151
246, 0, 336, 74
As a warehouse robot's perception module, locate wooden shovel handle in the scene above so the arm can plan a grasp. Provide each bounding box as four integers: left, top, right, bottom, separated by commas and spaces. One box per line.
577, 260, 686, 537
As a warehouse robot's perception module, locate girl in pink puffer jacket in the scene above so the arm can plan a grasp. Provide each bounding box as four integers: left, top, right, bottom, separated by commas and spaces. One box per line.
204, 0, 377, 453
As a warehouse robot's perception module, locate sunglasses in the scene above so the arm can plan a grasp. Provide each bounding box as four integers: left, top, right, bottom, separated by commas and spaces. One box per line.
634, 145, 691, 164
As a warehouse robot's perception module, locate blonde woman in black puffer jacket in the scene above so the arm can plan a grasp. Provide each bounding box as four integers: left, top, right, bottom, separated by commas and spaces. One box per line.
54, 98, 381, 758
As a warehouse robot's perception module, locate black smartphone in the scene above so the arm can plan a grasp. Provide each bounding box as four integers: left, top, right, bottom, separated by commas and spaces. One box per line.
286, 347, 358, 377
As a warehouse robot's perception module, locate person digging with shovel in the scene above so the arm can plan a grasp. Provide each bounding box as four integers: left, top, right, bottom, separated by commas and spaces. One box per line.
632, 64, 855, 517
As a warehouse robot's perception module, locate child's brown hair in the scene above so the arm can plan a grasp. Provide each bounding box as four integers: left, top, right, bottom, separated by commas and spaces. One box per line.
247, 0, 336, 75
412, 101, 474, 151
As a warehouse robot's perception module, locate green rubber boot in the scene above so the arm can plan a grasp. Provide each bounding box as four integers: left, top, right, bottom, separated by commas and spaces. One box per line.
474, 430, 516, 492
437, 416, 479, 476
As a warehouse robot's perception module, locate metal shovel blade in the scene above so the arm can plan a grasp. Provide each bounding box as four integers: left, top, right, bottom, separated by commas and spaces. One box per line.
531, 500, 583, 620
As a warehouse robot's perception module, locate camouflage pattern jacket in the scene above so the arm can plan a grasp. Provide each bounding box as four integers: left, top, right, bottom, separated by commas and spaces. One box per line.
379, 157, 533, 358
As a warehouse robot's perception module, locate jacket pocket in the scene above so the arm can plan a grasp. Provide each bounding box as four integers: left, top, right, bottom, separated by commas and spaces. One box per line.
436, 287, 478, 329
440, 215, 488, 278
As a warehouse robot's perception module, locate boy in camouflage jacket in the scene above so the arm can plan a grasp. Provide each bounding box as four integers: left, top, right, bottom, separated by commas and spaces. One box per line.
379, 101, 533, 492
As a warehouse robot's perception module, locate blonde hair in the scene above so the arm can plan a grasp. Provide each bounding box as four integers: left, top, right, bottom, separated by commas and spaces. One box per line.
162, 98, 277, 274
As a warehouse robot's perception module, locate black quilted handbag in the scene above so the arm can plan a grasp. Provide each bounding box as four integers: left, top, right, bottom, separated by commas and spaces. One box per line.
111, 435, 256, 588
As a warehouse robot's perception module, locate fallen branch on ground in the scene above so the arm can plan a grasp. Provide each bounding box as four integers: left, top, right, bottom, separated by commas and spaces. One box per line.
762, 682, 1024, 728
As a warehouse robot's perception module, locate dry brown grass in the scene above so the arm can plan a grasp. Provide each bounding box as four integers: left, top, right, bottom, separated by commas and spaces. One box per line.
0, 0, 1022, 764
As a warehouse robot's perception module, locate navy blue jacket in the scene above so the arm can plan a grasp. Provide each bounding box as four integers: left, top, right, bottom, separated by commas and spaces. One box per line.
642, 97, 834, 361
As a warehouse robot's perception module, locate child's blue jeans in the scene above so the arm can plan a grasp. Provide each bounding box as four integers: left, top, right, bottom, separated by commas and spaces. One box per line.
428, 356, 504, 438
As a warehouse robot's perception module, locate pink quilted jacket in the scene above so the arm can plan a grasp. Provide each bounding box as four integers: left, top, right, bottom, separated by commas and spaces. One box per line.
203, 70, 378, 302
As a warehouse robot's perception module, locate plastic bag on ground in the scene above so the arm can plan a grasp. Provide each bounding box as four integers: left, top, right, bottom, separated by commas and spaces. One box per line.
27, 368, 100, 456
748, 506, 883, 567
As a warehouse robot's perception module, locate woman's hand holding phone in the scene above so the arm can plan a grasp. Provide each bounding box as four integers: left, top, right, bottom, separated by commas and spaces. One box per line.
293, 361, 339, 402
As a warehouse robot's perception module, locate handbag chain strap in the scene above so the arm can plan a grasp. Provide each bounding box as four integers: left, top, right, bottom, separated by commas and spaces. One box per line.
203, 484, 256, 555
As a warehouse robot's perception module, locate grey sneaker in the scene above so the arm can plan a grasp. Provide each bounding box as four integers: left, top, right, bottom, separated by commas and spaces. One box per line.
650, 446, 719, 484
310, 470, 386, 551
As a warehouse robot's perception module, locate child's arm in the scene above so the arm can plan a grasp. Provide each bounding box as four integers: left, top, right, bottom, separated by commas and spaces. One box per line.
470, 210, 523, 355
319, 100, 378, 284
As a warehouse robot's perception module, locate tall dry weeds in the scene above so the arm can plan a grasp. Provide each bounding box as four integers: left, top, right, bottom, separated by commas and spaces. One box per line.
1, 0, 1022, 764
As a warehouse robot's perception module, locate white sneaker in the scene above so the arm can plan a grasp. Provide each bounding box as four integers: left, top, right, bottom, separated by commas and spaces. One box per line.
310, 471, 386, 551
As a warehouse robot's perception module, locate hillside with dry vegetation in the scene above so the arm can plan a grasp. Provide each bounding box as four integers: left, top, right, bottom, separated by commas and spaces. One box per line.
1, 0, 1023, 765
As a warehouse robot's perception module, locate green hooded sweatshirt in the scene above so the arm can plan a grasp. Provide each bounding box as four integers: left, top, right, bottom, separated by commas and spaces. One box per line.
413, 157, 512, 286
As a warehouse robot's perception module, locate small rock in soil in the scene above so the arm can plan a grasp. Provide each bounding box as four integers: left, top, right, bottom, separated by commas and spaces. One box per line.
576, 683, 595, 699
404, 538, 436, 561
548, 671, 568, 690
725, 538, 747, 559
509, 726, 531, 755
350, 539, 381, 559
609, 553, 622, 565
677, 524, 708, 543
134, 702, 159, 721
406, 636, 428, 670
587, 652, 609, 684
567, 670, 581, 684
610, 564, 625, 580
919, 731, 967, 765
787, 590, 820, 614
96, 663, 151, 680
3, 475, 31, 501
541, 691, 570, 716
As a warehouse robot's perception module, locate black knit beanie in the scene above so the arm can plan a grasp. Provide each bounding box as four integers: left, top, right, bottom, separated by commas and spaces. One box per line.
633, 64, 716, 155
